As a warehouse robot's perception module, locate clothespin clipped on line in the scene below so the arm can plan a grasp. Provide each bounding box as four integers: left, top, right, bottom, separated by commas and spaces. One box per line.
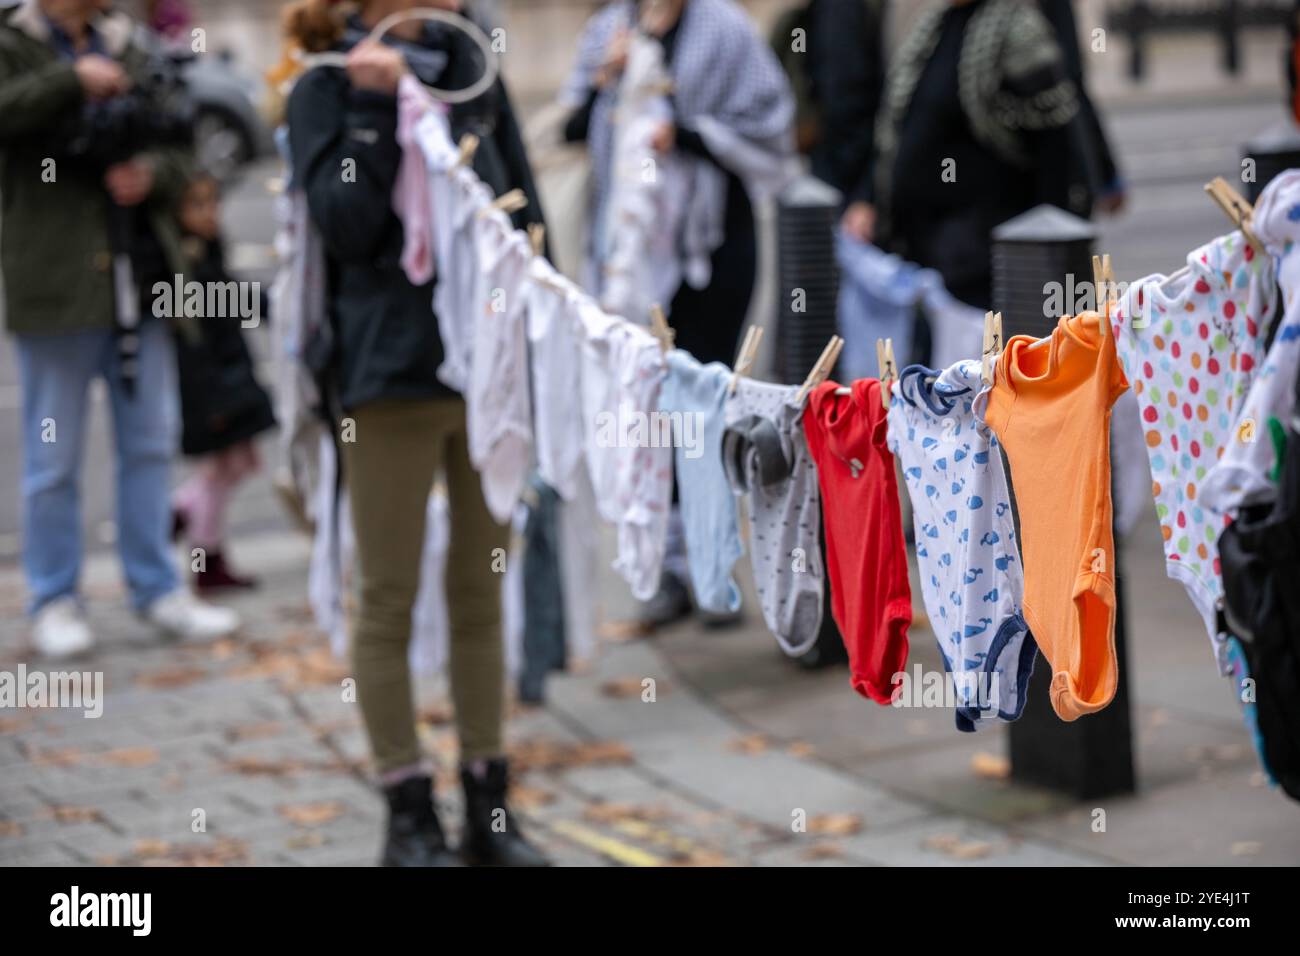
729, 325, 763, 395
1204, 176, 1266, 260
649, 304, 675, 353
794, 335, 843, 405
477, 188, 529, 219
528, 223, 546, 258
454, 133, 479, 168
876, 337, 896, 409
981, 311, 1003, 386
1092, 253, 1116, 337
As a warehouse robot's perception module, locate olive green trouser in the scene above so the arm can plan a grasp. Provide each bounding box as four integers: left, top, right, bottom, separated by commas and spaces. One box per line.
342, 398, 507, 773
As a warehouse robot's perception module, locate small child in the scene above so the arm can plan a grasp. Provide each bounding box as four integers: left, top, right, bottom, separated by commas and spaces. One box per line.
170, 172, 276, 592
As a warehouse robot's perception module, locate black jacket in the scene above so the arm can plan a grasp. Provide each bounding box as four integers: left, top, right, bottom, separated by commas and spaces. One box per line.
286, 17, 545, 413
174, 240, 276, 456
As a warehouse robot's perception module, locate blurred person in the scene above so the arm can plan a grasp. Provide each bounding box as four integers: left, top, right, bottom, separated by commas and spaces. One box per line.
144, 0, 190, 41
278, 0, 549, 867
560, 0, 795, 628
169, 172, 276, 593
842, 0, 1081, 310
0, 0, 240, 659
772, 0, 887, 207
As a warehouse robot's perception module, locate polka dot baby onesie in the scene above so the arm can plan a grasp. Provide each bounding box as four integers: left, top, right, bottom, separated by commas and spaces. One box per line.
1112, 231, 1278, 670
887, 360, 1036, 729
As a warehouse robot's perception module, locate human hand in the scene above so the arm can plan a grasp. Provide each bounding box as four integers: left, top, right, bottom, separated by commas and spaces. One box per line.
841, 201, 877, 243
346, 39, 408, 95
74, 54, 130, 100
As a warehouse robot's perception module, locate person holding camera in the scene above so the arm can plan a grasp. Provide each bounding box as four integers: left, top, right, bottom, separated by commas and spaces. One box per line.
0, 0, 240, 658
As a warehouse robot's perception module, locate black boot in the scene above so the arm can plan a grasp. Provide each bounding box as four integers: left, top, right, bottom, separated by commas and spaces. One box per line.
380, 775, 462, 867
460, 758, 551, 867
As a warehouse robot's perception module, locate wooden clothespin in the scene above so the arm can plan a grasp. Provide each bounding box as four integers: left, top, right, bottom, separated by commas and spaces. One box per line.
1092, 253, 1116, 337
528, 223, 546, 258
477, 188, 529, 219
1204, 176, 1266, 259
795, 335, 843, 405
729, 325, 763, 395
876, 337, 897, 408
649, 303, 675, 353
981, 311, 1003, 385
454, 133, 479, 168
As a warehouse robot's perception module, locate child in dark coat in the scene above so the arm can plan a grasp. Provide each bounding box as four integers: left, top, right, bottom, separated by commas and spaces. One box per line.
170, 173, 276, 591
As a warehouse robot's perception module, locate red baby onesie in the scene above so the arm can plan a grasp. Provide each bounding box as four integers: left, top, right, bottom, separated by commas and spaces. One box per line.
803, 379, 911, 703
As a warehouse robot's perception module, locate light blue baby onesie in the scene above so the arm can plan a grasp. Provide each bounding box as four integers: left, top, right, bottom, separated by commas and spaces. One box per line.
659, 351, 744, 613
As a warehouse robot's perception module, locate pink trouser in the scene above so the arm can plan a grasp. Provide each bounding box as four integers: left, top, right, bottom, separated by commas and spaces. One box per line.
172, 441, 261, 549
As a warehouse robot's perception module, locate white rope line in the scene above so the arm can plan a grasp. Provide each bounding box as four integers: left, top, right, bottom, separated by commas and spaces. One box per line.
297, 6, 499, 105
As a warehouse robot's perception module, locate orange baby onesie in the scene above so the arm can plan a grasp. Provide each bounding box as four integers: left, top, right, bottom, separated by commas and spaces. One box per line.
981, 313, 1129, 721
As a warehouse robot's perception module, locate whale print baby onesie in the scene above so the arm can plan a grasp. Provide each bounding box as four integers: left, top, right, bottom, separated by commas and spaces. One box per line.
888, 360, 1035, 729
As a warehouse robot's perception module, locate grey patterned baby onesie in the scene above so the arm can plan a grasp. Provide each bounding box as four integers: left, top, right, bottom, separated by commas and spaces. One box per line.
722, 379, 825, 656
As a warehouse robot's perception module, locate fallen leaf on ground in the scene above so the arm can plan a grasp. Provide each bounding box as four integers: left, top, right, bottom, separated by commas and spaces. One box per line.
726, 734, 770, 755
122, 836, 248, 866
597, 619, 653, 642
0, 820, 23, 837
47, 806, 103, 824
600, 677, 659, 699
970, 751, 1010, 780
667, 848, 731, 866
135, 667, 208, 690
279, 802, 345, 827
133, 838, 171, 857
0, 716, 32, 734
923, 833, 994, 859
786, 741, 815, 758
222, 756, 305, 777
28, 747, 83, 767
583, 803, 671, 825
226, 722, 282, 742
509, 785, 556, 810
807, 813, 862, 836
508, 738, 633, 773
99, 747, 159, 768
286, 831, 326, 849
803, 843, 845, 860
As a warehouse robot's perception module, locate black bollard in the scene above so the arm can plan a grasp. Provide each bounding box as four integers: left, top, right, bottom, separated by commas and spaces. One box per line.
991, 204, 1137, 800
1243, 121, 1300, 202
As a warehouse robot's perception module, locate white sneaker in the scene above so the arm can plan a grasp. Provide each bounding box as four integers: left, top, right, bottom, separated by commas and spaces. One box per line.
145, 589, 240, 641
33, 597, 95, 660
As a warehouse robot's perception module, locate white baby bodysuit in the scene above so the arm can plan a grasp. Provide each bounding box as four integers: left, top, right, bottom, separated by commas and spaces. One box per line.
1200, 169, 1300, 516
417, 109, 486, 393
1112, 231, 1278, 668
577, 301, 672, 601
526, 261, 589, 501
888, 360, 1034, 730
466, 209, 534, 525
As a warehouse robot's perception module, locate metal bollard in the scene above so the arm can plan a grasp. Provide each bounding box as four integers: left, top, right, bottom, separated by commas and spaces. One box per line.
991, 204, 1137, 800
1243, 121, 1300, 202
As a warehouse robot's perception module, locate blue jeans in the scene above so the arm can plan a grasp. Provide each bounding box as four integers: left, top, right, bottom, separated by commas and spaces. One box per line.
15, 321, 179, 614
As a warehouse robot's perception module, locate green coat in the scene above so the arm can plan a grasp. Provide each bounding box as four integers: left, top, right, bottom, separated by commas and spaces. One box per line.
0, 1, 192, 337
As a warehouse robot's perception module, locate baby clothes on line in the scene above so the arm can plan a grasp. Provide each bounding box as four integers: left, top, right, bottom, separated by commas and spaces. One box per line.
722, 378, 824, 656
1200, 170, 1300, 517
417, 108, 486, 393
466, 209, 534, 524
658, 351, 744, 614
887, 360, 1035, 729
577, 300, 672, 601
394, 73, 439, 286
803, 378, 911, 702
1111, 231, 1277, 667
526, 262, 588, 501
981, 312, 1128, 721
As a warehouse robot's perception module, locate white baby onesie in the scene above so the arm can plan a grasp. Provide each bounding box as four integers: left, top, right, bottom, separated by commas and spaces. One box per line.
888, 360, 1034, 729
1201, 169, 1300, 515
577, 300, 672, 601
417, 109, 486, 393
526, 261, 589, 501
466, 209, 534, 525
1112, 231, 1278, 667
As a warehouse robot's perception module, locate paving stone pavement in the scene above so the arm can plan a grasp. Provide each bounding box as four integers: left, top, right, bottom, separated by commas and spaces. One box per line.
2, 507, 1297, 866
